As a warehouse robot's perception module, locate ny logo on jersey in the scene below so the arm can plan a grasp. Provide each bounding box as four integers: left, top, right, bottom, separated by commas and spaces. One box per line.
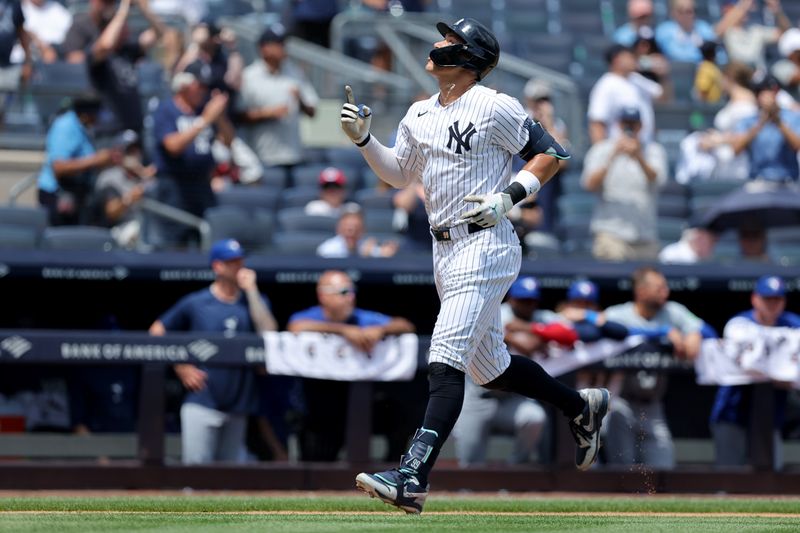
447, 120, 477, 154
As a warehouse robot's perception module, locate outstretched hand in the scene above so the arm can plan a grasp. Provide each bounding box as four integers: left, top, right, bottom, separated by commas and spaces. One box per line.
340, 85, 372, 144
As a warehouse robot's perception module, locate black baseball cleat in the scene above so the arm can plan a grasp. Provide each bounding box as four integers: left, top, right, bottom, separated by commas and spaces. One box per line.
569, 388, 610, 471
355, 468, 429, 514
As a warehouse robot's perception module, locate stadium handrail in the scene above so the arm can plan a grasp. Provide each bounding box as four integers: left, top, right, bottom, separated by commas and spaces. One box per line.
5, 172, 211, 250
8, 172, 37, 205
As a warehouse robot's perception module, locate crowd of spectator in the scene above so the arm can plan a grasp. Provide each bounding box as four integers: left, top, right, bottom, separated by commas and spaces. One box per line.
1, 0, 800, 470
0, 0, 796, 264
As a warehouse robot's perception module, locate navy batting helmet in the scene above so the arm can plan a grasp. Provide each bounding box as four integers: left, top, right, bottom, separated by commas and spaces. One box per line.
429, 18, 499, 81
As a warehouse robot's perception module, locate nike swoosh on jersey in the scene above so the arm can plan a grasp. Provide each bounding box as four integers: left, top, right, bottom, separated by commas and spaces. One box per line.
417, 111, 429, 117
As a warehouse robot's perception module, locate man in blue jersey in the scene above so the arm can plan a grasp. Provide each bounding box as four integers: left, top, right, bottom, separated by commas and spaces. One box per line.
287, 270, 416, 461
710, 275, 800, 469
149, 239, 277, 464
150, 61, 234, 247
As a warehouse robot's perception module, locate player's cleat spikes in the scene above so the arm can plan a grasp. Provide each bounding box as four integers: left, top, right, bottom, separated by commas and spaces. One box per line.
355, 469, 428, 514
569, 388, 610, 471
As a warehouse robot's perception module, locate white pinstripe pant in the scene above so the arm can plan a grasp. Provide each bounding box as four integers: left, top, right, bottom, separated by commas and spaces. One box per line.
428, 221, 521, 385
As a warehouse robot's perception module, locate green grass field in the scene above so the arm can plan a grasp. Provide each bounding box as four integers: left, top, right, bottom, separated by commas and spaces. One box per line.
1, 494, 799, 532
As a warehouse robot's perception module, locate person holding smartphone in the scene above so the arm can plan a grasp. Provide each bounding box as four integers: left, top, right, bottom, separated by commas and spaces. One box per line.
581, 106, 668, 261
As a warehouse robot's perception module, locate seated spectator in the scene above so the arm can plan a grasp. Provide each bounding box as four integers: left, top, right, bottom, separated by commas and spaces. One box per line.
773, 28, 800, 104
10, 0, 72, 64
614, 0, 655, 47
675, 128, 746, 183
91, 130, 156, 249
149, 239, 278, 465
587, 44, 661, 144
737, 220, 772, 262
710, 275, 800, 470
451, 276, 549, 466
582, 106, 668, 261
602, 266, 704, 469
659, 225, 718, 263
37, 93, 122, 225
317, 210, 399, 258
150, 62, 234, 248
62, 0, 167, 135
731, 74, 800, 183
304, 167, 360, 217
631, 26, 671, 90
715, 61, 757, 134
655, 0, 718, 63
287, 269, 415, 461
673, 61, 757, 183
694, 40, 724, 103
716, 0, 790, 71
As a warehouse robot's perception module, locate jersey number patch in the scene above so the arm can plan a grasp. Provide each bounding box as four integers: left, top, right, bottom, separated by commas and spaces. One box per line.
447, 120, 477, 154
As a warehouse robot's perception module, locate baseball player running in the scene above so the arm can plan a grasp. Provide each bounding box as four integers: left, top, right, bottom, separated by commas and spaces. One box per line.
341, 18, 610, 514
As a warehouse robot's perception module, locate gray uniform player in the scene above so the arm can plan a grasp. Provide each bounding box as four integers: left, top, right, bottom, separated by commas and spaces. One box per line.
341, 18, 610, 514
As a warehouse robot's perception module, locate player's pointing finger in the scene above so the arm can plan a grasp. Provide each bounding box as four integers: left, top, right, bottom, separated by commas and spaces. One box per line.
345, 85, 355, 105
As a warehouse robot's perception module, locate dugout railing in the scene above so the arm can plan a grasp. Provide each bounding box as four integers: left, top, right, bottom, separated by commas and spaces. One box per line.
0, 329, 797, 493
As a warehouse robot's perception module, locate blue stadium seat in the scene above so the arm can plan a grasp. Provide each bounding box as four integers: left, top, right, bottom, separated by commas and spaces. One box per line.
657, 195, 690, 218
363, 208, 398, 234
280, 187, 322, 208
657, 217, 687, 243
354, 188, 396, 209
41, 226, 116, 251
28, 61, 92, 127
557, 193, 596, 219
277, 207, 338, 233
325, 146, 369, 171
0, 206, 48, 249
261, 166, 288, 190
217, 186, 281, 213
205, 206, 274, 253
271, 231, 331, 255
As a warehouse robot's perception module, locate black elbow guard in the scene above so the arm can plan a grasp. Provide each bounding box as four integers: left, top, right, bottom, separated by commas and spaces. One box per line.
518, 118, 570, 161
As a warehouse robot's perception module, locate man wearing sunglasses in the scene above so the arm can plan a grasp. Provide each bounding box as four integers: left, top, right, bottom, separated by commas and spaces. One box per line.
287, 270, 416, 462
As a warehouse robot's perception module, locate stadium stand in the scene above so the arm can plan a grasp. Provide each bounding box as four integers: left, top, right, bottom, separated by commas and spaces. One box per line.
40, 226, 116, 251
277, 207, 338, 233
204, 205, 275, 253
0, 205, 48, 249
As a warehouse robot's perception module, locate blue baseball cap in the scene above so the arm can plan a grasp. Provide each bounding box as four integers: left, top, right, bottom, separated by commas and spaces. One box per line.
209, 239, 245, 264
567, 280, 599, 303
754, 275, 786, 297
508, 276, 540, 300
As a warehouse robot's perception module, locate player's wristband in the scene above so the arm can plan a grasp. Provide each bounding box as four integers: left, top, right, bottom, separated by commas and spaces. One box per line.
502, 170, 541, 205
355, 133, 371, 148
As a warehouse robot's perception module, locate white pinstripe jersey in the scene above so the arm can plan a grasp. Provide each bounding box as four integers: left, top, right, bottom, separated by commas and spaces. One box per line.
393, 85, 531, 229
